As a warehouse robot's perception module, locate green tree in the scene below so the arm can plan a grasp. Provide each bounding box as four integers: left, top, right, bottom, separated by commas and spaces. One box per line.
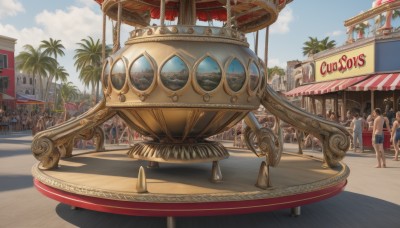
74, 37, 102, 103
393, 10, 400, 30
15, 45, 56, 100
39, 38, 65, 103
354, 22, 370, 38
319, 37, 336, 51
267, 66, 285, 81
302, 36, 336, 56
52, 66, 69, 109
60, 82, 79, 120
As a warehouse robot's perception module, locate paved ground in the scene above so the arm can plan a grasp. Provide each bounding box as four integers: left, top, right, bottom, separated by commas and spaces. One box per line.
1, 132, 400, 228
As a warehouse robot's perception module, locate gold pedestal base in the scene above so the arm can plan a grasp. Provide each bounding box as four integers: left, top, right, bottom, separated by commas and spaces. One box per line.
127, 141, 229, 163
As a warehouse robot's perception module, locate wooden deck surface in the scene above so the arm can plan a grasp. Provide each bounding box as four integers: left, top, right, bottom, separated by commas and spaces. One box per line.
1, 132, 399, 228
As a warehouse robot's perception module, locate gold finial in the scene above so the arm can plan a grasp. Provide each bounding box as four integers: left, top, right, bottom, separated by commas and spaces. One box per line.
136, 166, 148, 193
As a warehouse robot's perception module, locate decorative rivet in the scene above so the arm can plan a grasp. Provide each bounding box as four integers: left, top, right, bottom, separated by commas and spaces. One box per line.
171, 27, 178, 33
203, 94, 211, 102
119, 94, 126, 102
159, 27, 166, 34
171, 94, 179, 102
139, 94, 146, 101
230, 96, 238, 103
187, 27, 194, 34
147, 29, 153, 35
205, 28, 212, 35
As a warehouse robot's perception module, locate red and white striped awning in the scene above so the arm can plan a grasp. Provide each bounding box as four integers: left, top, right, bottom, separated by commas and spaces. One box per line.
347, 73, 400, 91
285, 75, 369, 97
284, 83, 315, 97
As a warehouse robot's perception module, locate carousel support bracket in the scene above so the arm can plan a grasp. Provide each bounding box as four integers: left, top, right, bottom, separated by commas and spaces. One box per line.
260, 85, 350, 168
31, 99, 116, 169
291, 206, 301, 217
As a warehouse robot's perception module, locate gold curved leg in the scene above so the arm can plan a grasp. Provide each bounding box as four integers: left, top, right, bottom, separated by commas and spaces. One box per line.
32, 99, 116, 169
260, 85, 350, 168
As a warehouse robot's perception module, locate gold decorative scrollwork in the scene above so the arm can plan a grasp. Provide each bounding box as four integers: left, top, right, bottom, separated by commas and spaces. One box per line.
260, 85, 350, 168
31, 99, 116, 169
244, 113, 283, 167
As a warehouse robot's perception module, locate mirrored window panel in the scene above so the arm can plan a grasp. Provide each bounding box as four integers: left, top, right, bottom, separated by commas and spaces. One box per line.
111, 59, 126, 90
129, 56, 154, 91
226, 59, 246, 92
260, 67, 266, 90
249, 62, 260, 91
196, 57, 222, 91
161, 56, 189, 91
103, 61, 110, 89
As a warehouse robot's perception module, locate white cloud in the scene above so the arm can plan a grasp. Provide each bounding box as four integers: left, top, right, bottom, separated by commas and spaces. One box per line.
0, 0, 24, 19
268, 58, 287, 68
270, 7, 293, 34
35, 6, 103, 49
327, 30, 344, 37
0, 23, 47, 51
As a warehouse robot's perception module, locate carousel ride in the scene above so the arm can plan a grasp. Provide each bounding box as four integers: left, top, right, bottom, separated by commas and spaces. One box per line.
31, 0, 350, 227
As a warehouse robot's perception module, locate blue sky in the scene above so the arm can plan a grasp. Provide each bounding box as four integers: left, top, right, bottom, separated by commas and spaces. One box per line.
0, 0, 374, 91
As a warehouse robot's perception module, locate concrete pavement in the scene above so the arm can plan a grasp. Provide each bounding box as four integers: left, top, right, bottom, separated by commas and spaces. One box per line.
1, 132, 400, 228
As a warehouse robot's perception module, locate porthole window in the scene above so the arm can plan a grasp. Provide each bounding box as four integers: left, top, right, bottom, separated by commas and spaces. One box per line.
111, 59, 126, 90
196, 57, 222, 91
249, 62, 260, 91
129, 56, 154, 91
103, 61, 110, 89
160, 56, 189, 91
226, 59, 246, 92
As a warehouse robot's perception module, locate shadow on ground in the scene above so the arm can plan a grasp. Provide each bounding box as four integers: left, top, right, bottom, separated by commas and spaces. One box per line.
55, 191, 400, 228
0, 175, 33, 192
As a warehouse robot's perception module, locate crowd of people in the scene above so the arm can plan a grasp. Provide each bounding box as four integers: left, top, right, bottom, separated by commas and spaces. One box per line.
0, 109, 65, 134
3, 105, 400, 166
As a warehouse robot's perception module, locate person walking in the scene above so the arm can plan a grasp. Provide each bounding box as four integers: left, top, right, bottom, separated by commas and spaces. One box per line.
351, 113, 365, 153
390, 111, 400, 161
372, 108, 388, 168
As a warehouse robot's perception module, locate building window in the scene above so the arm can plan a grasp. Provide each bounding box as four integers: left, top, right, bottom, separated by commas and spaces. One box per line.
0, 76, 9, 93
0, 54, 8, 69
29, 78, 32, 85
23, 77, 27, 84
25, 90, 29, 94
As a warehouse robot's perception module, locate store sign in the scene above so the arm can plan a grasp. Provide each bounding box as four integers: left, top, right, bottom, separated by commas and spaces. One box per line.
315, 44, 375, 82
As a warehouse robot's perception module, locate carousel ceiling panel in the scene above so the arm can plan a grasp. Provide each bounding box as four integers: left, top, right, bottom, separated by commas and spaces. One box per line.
97, 0, 282, 32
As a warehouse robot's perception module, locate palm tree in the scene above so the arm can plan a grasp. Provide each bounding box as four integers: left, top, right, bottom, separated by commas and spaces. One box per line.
60, 82, 79, 120
393, 10, 400, 31
354, 21, 370, 38
267, 66, 285, 81
319, 37, 336, 51
39, 38, 65, 103
52, 66, 69, 109
302, 37, 320, 56
15, 45, 56, 100
302, 36, 336, 56
74, 37, 102, 103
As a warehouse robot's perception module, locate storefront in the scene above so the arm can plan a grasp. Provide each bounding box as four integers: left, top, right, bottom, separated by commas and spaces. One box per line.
285, 1, 400, 150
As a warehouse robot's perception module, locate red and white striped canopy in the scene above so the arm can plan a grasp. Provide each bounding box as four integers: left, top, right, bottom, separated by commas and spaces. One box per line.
285, 75, 368, 97
347, 73, 400, 91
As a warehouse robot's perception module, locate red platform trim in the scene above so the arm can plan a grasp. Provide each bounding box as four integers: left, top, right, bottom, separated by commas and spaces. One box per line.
34, 179, 347, 217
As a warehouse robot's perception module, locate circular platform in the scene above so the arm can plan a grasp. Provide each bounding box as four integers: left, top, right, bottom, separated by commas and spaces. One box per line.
32, 148, 349, 217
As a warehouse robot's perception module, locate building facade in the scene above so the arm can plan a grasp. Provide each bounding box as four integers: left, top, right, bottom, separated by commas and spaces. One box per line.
286, 0, 400, 122
0, 35, 17, 111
